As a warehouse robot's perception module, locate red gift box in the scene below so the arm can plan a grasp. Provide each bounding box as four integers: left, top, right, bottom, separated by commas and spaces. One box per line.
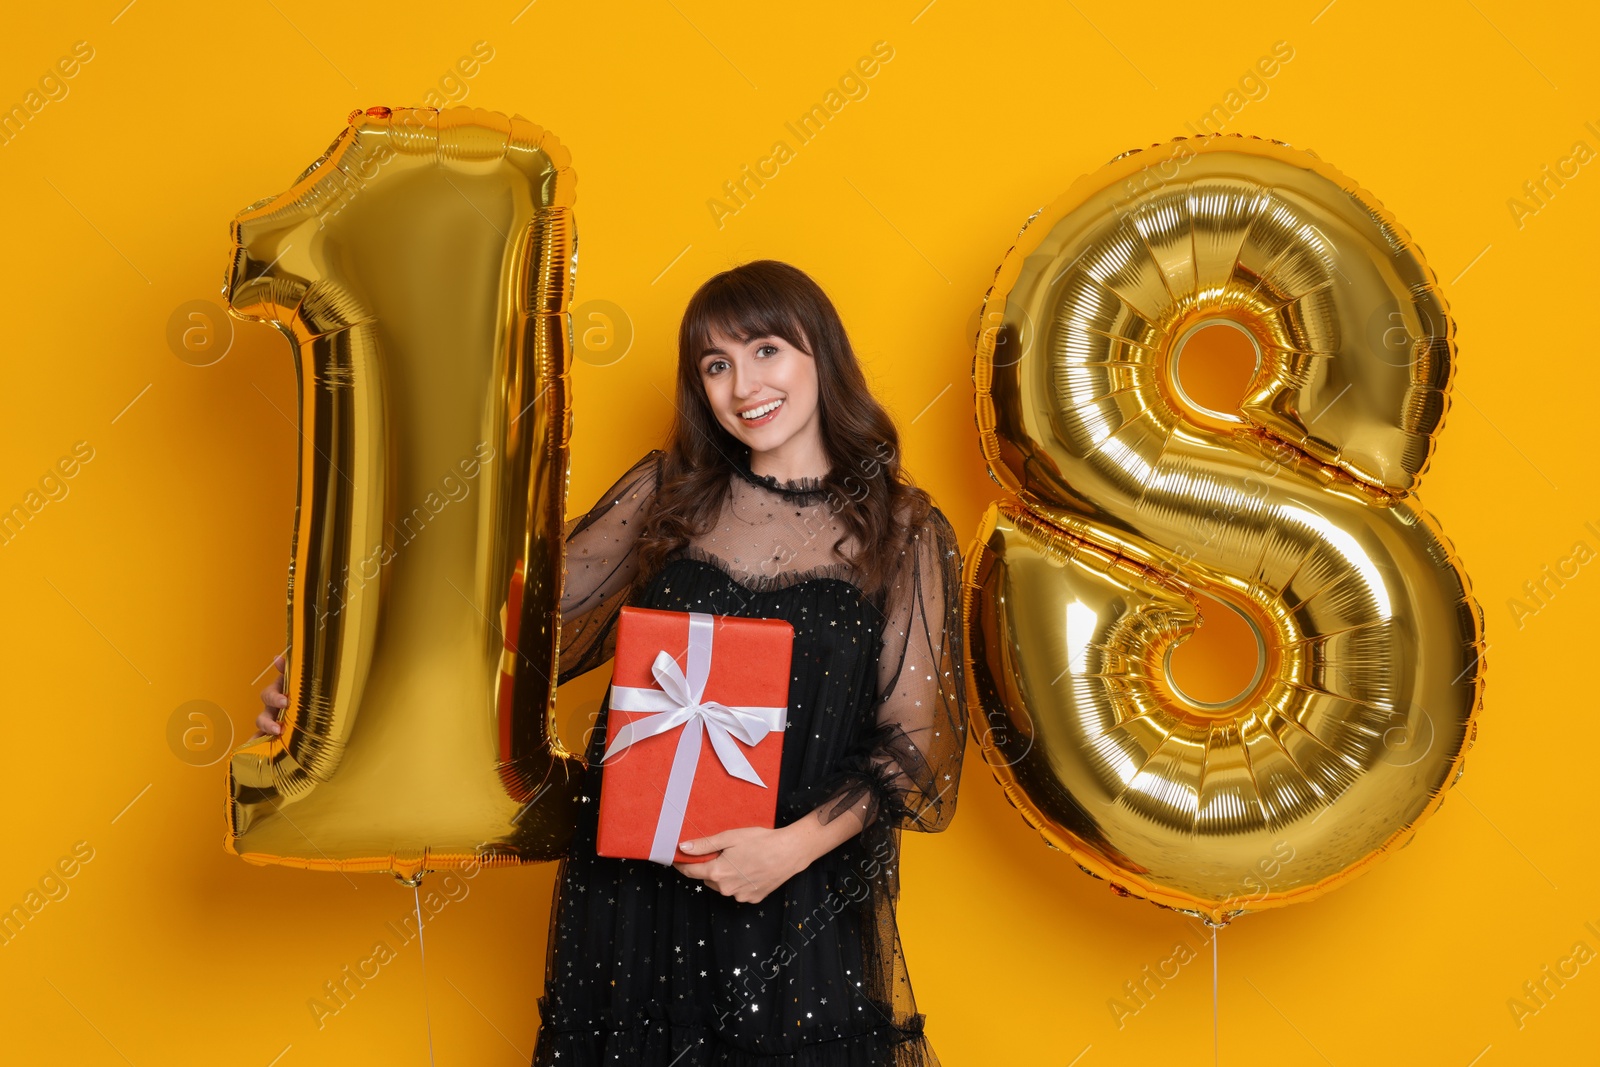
596, 606, 794, 866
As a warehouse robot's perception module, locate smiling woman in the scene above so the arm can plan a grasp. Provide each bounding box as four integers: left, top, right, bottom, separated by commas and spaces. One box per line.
533, 260, 967, 1066
699, 331, 819, 445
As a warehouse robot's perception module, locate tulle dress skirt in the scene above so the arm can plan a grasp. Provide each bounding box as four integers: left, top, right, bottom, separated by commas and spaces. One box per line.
531, 550, 940, 1066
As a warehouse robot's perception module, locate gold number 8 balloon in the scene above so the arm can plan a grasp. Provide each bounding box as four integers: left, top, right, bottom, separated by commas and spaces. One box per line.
222, 107, 585, 883
964, 134, 1486, 924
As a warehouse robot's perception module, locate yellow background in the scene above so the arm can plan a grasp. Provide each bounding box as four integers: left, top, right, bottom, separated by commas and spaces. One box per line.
2, 1, 1596, 1063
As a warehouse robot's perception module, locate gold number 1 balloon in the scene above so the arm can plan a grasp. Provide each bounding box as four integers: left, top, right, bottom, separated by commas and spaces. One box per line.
965, 134, 1486, 924
223, 106, 584, 882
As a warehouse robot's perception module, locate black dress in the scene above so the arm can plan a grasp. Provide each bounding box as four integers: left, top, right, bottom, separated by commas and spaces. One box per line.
531, 448, 967, 1066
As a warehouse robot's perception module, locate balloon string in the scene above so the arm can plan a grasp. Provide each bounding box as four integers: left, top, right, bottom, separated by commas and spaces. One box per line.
1212, 923, 1220, 1067
413, 883, 436, 1067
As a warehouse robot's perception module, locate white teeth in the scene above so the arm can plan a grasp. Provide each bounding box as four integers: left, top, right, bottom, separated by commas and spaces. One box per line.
739, 399, 782, 420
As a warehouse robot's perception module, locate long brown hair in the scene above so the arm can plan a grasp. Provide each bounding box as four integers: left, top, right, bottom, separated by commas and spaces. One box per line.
635, 259, 931, 598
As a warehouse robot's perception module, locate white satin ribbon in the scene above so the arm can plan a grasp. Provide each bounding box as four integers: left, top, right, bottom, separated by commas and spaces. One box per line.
604, 612, 787, 865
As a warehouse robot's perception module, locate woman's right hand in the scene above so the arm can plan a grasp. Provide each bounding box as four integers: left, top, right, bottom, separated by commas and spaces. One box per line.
253, 653, 288, 738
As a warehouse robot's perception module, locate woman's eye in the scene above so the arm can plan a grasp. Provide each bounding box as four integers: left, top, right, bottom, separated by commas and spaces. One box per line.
707, 359, 727, 374
758, 344, 778, 357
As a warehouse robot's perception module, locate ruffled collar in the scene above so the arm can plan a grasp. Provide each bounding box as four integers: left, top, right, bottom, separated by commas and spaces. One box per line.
730, 448, 831, 503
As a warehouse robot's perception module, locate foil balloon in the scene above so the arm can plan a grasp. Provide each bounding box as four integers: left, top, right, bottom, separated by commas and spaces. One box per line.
223, 106, 584, 883
964, 134, 1486, 924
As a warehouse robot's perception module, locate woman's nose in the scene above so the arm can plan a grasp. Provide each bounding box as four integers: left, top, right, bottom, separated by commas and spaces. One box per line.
732, 365, 761, 399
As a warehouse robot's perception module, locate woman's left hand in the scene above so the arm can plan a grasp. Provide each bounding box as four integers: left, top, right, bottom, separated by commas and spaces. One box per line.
673, 826, 809, 904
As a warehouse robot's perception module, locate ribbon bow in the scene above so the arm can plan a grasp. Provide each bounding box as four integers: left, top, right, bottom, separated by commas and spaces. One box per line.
604, 612, 787, 864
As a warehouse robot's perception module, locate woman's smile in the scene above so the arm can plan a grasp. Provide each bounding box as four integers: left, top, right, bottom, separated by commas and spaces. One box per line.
737, 397, 784, 426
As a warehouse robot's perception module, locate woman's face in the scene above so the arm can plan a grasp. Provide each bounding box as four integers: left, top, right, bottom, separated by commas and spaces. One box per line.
697, 327, 820, 456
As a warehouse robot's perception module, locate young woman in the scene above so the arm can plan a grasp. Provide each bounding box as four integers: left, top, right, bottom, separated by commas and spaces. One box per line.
259, 259, 967, 1065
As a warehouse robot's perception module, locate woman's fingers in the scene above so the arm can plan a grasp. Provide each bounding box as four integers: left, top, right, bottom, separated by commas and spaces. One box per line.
248, 654, 291, 739
260, 654, 289, 711
678, 833, 730, 855
674, 859, 753, 899
253, 654, 288, 737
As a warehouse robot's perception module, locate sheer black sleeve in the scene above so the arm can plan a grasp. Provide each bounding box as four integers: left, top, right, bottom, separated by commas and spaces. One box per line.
818, 505, 968, 833
557, 449, 663, 686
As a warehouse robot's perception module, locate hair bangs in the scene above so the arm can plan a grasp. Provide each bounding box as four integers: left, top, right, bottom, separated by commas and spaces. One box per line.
687, 276, 813, 359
